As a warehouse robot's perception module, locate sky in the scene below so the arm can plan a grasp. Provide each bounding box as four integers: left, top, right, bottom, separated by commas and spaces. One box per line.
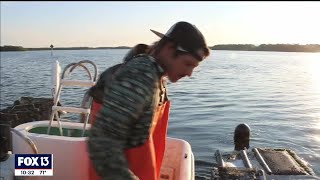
1, 1, 320, 48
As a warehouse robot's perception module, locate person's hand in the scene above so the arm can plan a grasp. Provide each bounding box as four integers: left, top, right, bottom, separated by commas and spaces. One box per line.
132, 173, 140, 180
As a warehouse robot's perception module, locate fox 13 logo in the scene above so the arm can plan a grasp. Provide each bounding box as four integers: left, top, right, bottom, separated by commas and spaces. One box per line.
15, 154, 53, 176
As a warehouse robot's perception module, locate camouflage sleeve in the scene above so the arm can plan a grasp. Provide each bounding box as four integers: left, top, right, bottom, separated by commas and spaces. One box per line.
88, 57, 158, 180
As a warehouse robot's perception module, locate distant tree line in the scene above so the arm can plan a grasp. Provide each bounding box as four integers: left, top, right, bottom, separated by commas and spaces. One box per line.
0, 46, 131, 52
1, 44, 320, 52
0, 45, 27, 51
210, 44, 320, 52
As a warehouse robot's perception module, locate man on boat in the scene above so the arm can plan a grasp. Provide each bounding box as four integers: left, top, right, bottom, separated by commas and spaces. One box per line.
87, 21, 210, 180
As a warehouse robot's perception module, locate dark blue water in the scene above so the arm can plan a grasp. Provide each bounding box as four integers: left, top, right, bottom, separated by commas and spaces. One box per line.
1, 49, 320, 179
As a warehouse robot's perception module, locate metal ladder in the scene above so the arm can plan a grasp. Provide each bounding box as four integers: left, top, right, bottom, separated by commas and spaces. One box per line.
47, 60, 98, 137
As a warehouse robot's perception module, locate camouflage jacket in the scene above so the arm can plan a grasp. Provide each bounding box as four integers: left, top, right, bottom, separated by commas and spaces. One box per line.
87, 54, 167, 180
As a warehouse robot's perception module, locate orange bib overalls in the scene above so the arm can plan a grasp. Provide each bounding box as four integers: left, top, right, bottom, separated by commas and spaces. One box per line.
88, 99, 170, 180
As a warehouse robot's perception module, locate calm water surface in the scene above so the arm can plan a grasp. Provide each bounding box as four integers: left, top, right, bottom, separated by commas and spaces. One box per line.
1, 49, 320, 179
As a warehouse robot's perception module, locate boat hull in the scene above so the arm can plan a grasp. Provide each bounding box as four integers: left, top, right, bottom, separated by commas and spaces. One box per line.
11, 120, 194, 180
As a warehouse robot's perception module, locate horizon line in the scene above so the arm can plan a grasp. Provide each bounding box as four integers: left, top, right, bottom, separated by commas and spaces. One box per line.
2, 43, 320, 49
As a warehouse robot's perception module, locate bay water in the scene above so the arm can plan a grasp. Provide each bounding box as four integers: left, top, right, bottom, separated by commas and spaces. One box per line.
1, 49, 319, 179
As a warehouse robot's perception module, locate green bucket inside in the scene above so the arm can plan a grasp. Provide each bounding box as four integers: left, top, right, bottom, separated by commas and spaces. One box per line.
28, 126, 90, 137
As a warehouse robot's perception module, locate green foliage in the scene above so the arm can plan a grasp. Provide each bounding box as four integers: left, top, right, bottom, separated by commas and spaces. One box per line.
0, 46, 131, 51
210, 44, 320, 52
0, 45, 27, 51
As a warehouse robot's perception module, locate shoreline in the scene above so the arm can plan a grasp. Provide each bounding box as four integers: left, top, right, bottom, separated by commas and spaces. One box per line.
1, 44, 320, 53
1, 49, 319, 53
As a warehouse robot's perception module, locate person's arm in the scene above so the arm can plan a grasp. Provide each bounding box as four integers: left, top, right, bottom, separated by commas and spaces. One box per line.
88, 58, 157, 180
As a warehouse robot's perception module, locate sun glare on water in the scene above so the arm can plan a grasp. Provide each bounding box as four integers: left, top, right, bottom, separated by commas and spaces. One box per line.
306, 53, 320, 144
308, 54, 320, 92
